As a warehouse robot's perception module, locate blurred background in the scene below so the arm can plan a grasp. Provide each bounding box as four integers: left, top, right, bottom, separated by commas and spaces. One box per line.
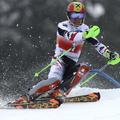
0, 0, 120, 100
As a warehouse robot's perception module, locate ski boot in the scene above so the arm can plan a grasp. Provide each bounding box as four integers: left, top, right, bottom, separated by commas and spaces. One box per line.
49, 89, 66, 104
10, 94, 33, 109
9, 91, 63, 109
32, 89, 66, 108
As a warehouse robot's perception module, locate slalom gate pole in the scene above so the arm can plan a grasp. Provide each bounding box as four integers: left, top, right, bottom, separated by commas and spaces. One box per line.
34, 48, 72, 77
80, 57, 120, 87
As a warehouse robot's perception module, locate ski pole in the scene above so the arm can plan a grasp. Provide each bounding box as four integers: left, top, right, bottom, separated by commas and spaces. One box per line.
80, 57, 120, 87
80, 63, 109, 87
34, 48, 72, 77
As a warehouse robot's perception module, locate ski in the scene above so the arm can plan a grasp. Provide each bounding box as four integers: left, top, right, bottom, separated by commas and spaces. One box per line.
65, 92, 100, 103
6, 92, 100, 109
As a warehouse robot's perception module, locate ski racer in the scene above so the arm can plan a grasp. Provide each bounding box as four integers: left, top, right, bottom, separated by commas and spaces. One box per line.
14, 1, 119, 108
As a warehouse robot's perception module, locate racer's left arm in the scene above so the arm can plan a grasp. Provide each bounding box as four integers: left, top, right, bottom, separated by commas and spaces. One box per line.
86, 38, 119, 60
83, 25, 119, 61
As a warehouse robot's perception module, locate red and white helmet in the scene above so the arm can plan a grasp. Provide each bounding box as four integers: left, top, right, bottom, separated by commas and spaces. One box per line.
67, 2, 86, 26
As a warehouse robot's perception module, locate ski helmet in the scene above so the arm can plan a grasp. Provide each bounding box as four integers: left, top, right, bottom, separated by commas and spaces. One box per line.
67, 2, 86, 26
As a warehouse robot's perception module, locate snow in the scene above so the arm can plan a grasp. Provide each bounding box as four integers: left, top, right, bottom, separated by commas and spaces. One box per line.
0, 87, 120, 120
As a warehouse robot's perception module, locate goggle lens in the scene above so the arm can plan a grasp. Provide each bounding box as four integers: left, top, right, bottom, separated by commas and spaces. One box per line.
70, 13, 84, 19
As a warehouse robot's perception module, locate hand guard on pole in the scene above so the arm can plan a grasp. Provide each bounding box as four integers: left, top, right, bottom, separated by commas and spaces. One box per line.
83, 25, 100, 39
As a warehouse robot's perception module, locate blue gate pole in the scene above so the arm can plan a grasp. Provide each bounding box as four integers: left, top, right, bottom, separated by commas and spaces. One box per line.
90, 69, 120, 88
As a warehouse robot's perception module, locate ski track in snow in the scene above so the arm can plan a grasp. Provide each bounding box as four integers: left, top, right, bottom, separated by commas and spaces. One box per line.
0, 87, 120, 120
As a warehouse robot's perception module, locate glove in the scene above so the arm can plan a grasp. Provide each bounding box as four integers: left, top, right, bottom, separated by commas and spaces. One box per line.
109, 51, 119, 60
107, 52, 120, 65
83, 25, 100, 39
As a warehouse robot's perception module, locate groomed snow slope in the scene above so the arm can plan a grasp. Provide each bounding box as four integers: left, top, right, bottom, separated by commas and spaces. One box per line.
0, 87, 120, 120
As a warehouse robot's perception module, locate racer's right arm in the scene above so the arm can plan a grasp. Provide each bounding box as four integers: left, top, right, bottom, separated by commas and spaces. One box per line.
57, 22, 85, 46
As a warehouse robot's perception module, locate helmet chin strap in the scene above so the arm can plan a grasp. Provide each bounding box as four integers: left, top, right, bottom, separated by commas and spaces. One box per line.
66, 16, 74, 26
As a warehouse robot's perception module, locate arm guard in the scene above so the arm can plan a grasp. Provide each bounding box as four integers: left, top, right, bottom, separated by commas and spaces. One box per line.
86, 38, 113, 59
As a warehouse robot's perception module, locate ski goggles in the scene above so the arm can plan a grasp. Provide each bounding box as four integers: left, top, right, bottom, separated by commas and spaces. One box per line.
70, 13, 85, 19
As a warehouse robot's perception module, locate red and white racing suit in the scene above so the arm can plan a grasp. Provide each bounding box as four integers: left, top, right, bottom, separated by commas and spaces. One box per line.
48, 20, 108, 80
28, 20, 108, 96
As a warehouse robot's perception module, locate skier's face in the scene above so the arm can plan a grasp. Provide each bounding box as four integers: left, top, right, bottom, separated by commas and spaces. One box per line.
69, 12, 85, 26
70, 18, 83, 26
